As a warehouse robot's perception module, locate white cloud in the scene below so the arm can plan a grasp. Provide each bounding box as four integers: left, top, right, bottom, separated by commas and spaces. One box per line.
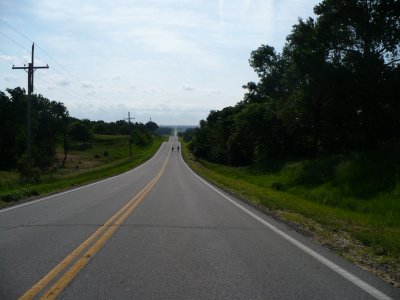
32, 0, 216, 30
0, 0, 321, 124
127, 28, 198, 55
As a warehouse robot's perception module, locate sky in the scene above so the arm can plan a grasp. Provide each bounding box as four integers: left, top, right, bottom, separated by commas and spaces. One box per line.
0, 0, 320, 125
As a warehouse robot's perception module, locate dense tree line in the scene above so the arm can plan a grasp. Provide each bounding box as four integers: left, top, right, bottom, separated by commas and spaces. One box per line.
0, 87, 69, 172
83, 119, 171, 137
157, 126, 174, 136
189, 0, 400, 166
80, 119, 160, 144
0, 87, 161, 179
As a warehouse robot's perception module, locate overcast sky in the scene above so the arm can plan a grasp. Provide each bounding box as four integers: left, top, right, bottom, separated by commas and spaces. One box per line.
0, 0, 320, 125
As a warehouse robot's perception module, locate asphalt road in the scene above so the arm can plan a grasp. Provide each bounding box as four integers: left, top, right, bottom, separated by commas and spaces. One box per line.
0, 136, 399, 299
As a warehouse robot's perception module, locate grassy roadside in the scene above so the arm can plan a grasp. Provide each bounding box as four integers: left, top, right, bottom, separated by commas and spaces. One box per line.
0, 135, 166, 208
181, 141, 400, 287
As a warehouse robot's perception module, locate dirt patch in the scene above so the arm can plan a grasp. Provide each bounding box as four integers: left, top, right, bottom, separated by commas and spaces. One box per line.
55, 153, 103, 170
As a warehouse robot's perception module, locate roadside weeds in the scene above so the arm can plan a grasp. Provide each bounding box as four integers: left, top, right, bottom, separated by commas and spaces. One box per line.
181, 143, 400, 288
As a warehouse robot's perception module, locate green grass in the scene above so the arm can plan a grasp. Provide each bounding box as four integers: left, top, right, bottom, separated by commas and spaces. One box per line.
0, 135, 166, 207
181, 141, 400, 286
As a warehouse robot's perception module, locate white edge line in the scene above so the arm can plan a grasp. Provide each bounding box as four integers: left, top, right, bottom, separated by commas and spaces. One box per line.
0, 142, 167, 214
178, 144, 393, 300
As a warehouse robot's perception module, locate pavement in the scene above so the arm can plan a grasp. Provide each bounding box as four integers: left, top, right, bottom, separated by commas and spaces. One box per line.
0, 136, 399, 299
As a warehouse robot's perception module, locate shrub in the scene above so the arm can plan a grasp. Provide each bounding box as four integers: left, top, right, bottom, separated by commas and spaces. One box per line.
17, 154, 41, 183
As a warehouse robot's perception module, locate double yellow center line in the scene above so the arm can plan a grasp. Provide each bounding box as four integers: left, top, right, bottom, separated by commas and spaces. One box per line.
19, 150, 171, 300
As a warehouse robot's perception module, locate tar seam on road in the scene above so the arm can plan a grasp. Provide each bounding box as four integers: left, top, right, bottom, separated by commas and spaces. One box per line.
17, 149, 171, 300
0, 143, 166, 215
179, 144, 393, 300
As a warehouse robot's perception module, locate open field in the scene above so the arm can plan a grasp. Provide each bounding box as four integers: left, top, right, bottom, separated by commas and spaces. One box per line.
181, 141, 400, 287
0, 135, 166, 207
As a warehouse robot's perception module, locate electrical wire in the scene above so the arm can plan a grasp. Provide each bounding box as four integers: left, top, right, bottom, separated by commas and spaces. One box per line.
34, 76, 87, 103
1, 18, 99, 97
0, 18, 33, 44
0, 18, 104, 103
0, 30, 31, 55
0, 47, 26, 66
36, 74, 89, 102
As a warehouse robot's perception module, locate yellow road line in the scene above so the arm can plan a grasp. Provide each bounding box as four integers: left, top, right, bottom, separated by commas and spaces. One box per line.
19, 177, 157, 300
19, 150, 170, 300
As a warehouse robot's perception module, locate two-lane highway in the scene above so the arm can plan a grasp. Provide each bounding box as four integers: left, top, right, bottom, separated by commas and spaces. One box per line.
1, 137, 399, 299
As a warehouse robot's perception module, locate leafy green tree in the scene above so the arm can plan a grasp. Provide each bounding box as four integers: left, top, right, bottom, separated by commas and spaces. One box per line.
145, 121, 159, 135
51, 102, 69, 167
92, 120, 108, 134
0, 89, 26, 169
131, 123, 152, 146
0, 88, 70, 171
189, 0, 400, 165
249, 45, 288, 101
314, 0, 400, 147
68, 121, 92, 145
157, 126, 174, 136
181, 128, 195, 142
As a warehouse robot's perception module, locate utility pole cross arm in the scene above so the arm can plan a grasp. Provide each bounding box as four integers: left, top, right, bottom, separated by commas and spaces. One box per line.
124, 112, 135, 158
12, 43, 49, 166
34, 65, 49, 69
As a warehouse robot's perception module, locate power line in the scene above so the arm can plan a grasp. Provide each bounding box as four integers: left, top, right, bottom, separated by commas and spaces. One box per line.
35, 44, 90, 89
0, 18, 33, 44
1, 45, 89, 102
1, 18, 109, 109
0, 47, 26, 66
0, 30, 31, 54
0, 18, 99, 97
35, 75, 89, 103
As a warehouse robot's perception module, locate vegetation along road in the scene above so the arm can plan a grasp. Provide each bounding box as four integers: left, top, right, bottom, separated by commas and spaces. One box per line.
0, 136, 398, 299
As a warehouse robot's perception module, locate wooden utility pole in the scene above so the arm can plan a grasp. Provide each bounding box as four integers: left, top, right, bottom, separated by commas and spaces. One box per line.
12, 43, 49, 165
125, 112, 135, 158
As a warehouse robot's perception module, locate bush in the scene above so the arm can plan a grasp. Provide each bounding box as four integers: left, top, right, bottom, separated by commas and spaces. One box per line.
1, 188, 39, 203
271, 181, 285, 191
17, 154, 41, 183
131, 129, 152, 147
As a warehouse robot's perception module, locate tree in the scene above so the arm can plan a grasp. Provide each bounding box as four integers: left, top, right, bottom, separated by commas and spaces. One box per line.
0, 89, 26, 169
0, 88, 71, 170
189, 0, 400, 165
145, 121, 159, 135
131, 123, 152, 146
249, 45, 287, 101
314, 0, 400, 147
68, 121, 92, 145
181, 128, 195, 143
51, 102, 69, 167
